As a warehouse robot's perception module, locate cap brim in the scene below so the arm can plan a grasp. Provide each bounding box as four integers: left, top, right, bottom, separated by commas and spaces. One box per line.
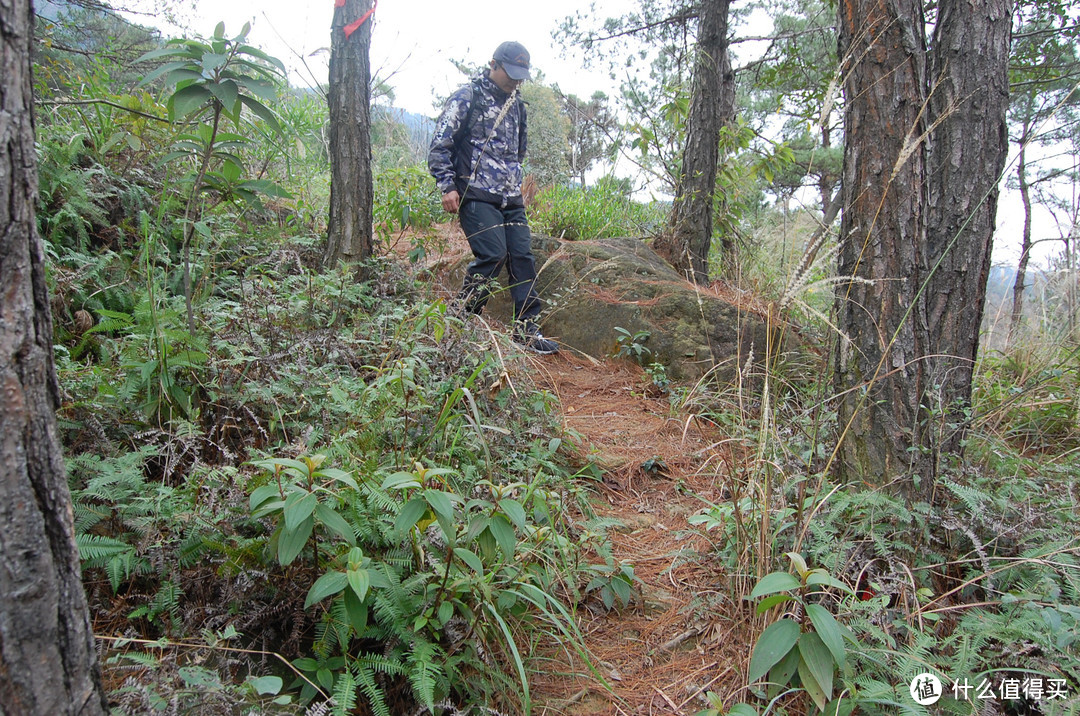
503, 63, 530, 81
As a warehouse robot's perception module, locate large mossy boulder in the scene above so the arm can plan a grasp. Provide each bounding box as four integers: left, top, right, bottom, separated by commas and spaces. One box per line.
444, 235, 774, 381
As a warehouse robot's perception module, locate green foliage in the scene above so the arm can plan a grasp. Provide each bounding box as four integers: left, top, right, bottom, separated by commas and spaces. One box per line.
373, 165, 444, 262
530, 175, 667, 240
584, 558, 637, 610
246, 453, 602, 713
521, 80, 573, 186
743, 554, 852, 713
975, 349, 1079, 451
612, 326, 652, 363
135, 21, 290, 329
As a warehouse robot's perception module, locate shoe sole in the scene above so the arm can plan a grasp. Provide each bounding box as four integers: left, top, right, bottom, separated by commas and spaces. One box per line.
514, 340, 559, 355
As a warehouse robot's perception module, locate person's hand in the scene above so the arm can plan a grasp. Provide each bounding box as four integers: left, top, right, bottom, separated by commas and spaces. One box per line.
442, 190, 461, 214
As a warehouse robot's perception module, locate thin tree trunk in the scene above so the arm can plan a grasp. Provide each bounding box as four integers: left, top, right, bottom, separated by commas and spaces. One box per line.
655, 0, 735, 284
835, 0, 929, 485
325, 0, 375, 269
1008, 135, 1033, 345
923, 0, 1013, 460
1, 0, 109, 712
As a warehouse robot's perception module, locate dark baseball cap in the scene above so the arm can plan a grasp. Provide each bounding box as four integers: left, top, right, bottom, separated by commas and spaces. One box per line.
493, 41, 531, 81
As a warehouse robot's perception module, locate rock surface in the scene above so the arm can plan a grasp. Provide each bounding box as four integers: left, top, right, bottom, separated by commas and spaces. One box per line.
444, 235, 774, 381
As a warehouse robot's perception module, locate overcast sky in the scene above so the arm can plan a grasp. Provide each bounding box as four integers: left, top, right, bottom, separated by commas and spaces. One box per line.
148, 0, 631, 116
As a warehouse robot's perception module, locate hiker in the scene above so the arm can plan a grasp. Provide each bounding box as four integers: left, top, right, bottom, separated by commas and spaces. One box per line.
428, 40, 559, 355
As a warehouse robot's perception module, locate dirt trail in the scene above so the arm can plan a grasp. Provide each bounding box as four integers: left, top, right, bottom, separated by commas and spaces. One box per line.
528, 352, 749, 715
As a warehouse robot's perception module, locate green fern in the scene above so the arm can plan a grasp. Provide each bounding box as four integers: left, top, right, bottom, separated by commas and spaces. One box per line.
330, 667, 357, 716
406, 637, 442, 709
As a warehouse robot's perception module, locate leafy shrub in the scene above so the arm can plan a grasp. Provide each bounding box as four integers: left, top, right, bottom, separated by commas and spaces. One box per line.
975, 350, 1079, 451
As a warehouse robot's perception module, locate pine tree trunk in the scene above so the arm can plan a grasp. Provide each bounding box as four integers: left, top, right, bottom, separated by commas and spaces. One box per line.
835, 0, 929, 484
835, 0, 1012, 492
325, 0, 375, 269
0, 1, 109, 712
923, 0, 1012, 458
655, 0, 735, 284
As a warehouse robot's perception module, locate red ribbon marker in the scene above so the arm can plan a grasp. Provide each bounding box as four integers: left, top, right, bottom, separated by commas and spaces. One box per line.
334, 0, 377, 38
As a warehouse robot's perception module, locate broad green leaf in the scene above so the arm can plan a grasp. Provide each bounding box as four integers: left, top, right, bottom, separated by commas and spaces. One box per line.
236, 179, 292, 199
247, 675, 282, 695
213, 21, 226, 39
382, 471, 422, 491
394, 498, 428, 535
165, 68, 204, 86
747, 618, 799, 683
303, 570, 347, 608
134, 46, 192, 65
222, 159, 242, 183
139, 60, 196, 86
499, 498, 527, 529
292, 657, 319, 671
610, 576, 632, 607
252, 498, 286, 519
755, 593, 795, 614
767, 647, 800, 699
424, 490, 456, 525
797, 653, 828, 712
466, 514, 490, 543
438, 600, 454, 625
728, 705, 759, 716
798, 631, 834, 703
235, 76, 277, 102
249, 484, 280, 512
346, 568, 370, 603
454, 547, 484, 575
786, 552, 809, 578
277, 515, 313, 566
806, 570, 853, 593
208, 78, 240, 114
314, 503, 356, 546
488, 514, 516, 561
283, 491, 317, 531
343, 588, 368, 633
315, 467, 357, 489
201, 52, 228, 74
168, 84, 212, 121
748, 571, 801, 600
239, 95, 283, 135
806, 603, 846, 668
238, 44, 287, 74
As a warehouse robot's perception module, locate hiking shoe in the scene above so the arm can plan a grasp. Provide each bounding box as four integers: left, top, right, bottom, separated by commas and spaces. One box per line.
514, 322, 559, 355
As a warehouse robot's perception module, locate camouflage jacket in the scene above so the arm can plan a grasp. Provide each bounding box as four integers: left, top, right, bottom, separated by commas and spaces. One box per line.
428, 74, 528, 209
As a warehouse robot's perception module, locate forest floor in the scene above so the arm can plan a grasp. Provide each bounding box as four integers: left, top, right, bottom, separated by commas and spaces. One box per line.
526, 351, 752, 715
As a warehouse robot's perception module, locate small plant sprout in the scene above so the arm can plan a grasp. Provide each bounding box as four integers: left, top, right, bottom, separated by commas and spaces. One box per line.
743, 553, 854, 714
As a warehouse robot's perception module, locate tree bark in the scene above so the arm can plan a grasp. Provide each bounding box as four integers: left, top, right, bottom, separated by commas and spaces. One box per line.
324, 0, 375, 269
835, 0, 929, 484
1, 0, 109, 712
923, 0, 1012, 459
835, 0, 1013, 491
655, 0, 735, 284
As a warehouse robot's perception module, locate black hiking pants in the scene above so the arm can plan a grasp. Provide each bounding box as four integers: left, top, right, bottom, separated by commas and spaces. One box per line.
458, 200, 542, 322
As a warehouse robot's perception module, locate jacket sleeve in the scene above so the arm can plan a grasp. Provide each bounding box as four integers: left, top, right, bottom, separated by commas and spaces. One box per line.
428, 86, 471, 195
518, 100, 528, 162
